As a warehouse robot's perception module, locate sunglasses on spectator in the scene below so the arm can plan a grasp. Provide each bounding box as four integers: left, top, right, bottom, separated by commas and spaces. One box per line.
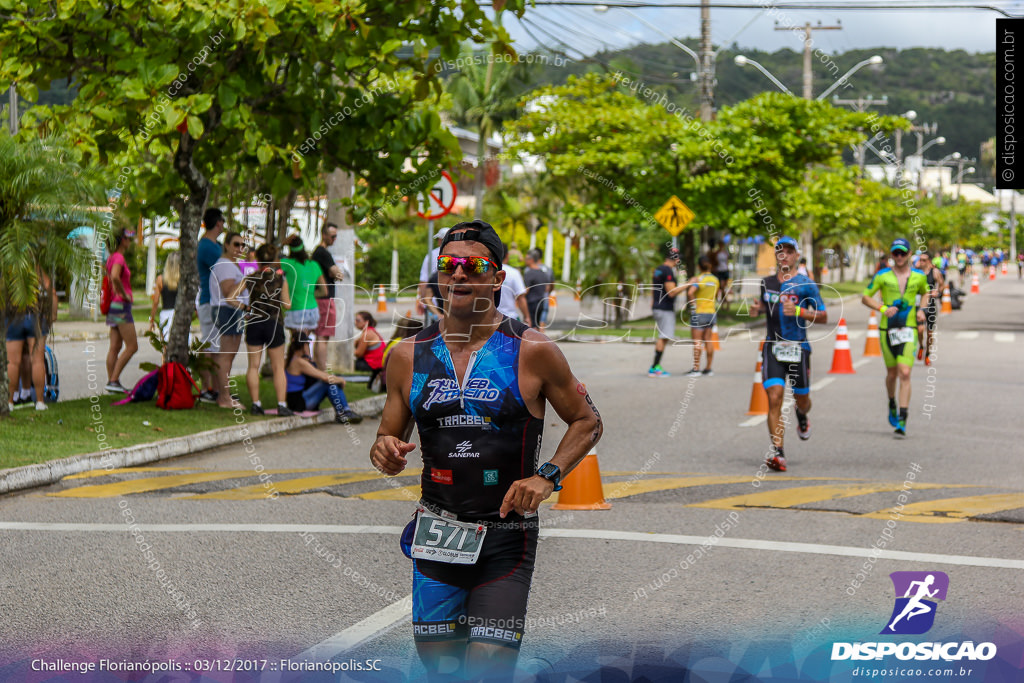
437, 255, 499, 275
231, 241, 246, 248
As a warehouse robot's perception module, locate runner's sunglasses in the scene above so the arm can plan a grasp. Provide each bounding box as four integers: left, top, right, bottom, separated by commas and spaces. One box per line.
436, 255, 499, 275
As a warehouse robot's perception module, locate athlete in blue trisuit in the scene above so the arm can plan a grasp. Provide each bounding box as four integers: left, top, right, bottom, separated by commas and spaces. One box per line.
371, 220, 603, 682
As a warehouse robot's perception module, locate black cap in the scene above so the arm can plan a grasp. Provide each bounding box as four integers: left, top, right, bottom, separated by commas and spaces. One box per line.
439, 220, 505, 266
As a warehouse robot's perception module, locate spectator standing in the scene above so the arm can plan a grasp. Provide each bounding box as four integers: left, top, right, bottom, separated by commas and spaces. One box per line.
281, 234, 327, 339
244, 244, 292, 416
6, 269, 57, 411
311, 223, 344, 370
285, 337, 363, 423
523, 248, 554, 329
713, 240, 731, 309
497, 246, 530, 321
418, 227, 448, 325
149, 252, 181, 339
648, 246, 685, 377
210, 232, 250, 409
197, 208, 225, 402
104, 229, 138, 393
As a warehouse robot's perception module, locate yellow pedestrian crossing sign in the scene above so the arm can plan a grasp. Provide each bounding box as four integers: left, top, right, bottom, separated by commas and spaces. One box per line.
654, 196, 695, 236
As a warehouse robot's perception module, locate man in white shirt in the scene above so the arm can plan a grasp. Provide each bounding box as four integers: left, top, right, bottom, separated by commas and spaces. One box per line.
418, 227, 449, 323
497, 247, 530, 321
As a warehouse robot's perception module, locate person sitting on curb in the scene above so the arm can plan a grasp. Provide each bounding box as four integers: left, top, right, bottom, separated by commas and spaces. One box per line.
283, 336, 363, 424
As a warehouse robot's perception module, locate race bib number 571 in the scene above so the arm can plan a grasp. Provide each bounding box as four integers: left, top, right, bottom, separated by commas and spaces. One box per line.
411, 509, 486, 565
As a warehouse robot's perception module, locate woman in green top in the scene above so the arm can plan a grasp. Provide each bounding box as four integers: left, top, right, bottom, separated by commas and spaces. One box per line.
280, 234, 328, 337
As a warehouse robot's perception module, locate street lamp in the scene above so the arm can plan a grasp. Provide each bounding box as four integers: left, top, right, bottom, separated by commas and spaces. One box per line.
918, 136, 946, 156
816, 55, 883, 101
594, 5, 700, 74
734, 54, 792, 95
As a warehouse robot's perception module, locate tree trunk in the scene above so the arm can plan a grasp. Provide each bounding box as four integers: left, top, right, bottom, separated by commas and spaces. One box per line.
276, 188, 298, 238
169, 133, 211, 366
474, 133, 486, 219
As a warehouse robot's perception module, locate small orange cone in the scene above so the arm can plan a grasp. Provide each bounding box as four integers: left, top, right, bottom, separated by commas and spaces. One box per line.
821, 264, 830, 282
989, 265, 996, 281
970, 273, 980, 294
940, 285, 953, 314
829, 317, 856, 374
552, 452, 611, 510
747, 341, 768, 415
573, 285, 581, 302
863, 312, 882, 357
710, 323, 721, 351
548, 290, 557, 315
1002, 261, 1008, 276
376, 284, 388, 313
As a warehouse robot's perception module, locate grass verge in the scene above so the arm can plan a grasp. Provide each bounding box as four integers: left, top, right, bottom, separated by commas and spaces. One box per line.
0, 374, 376, 469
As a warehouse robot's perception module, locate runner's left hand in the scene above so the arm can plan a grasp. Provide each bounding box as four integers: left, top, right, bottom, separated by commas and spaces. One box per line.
499, 476, 556, 518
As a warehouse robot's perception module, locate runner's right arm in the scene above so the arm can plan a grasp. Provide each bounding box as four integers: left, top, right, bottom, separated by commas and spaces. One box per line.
370, 339, 417, 475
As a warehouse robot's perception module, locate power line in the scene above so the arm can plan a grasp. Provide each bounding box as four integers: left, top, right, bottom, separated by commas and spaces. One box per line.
513, 2, 1019, 16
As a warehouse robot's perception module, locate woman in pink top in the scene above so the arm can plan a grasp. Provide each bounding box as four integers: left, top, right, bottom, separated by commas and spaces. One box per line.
105, 229, 138, 393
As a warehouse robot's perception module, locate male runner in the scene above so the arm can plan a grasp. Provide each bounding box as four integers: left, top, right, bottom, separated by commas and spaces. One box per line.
748, 236, 826, 472
861, 238, 930, 438
915, 251, 943, 366
649, 246, 686, 377
371, 220, 602, 681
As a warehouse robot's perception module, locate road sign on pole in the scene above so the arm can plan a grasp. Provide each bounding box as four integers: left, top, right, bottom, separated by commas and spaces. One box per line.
654, 196, 695, 236
417, 170, 457, 220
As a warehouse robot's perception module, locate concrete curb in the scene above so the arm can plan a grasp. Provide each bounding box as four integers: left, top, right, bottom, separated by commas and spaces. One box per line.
0, 393, 387, 496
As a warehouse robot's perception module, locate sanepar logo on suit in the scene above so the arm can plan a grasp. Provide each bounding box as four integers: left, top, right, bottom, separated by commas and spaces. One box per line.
832, 572, 997, 662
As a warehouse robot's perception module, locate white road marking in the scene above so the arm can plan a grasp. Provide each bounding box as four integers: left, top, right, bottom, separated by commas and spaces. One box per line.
955, 331, 980, 340
809, 377, 836, 392
853, 358, 872, 369
994, 333, 1016, 343
738, 415, 767, 428
2, 522, 1021, 569
297, 595, 412, 662
846, 330, 864, 340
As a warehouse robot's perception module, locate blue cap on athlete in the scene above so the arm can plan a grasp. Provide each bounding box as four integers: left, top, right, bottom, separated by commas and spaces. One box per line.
775, 236, 800, 252
890, 238, 910, 253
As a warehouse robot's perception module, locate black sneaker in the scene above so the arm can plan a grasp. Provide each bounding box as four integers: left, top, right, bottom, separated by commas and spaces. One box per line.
796, 409, 810, 440
104, 380, 126, 393
701, 368, 714, 377
336, 409, 364, 424
277, 406, 295, 417
250, 403, 265, 415
199, 390, 218, 404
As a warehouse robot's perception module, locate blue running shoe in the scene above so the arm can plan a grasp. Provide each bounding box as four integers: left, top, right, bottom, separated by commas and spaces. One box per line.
894, 419, 906, 439
888, 404, 899, 428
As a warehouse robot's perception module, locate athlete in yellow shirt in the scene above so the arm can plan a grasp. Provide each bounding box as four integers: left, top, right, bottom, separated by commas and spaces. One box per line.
686, 257, 720, 377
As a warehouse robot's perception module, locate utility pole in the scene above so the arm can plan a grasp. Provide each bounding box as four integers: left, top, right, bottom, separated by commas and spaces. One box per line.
833, 96, 888, 178
699, 0, 714, 122
776, 22, 842, 99
8, 85, 18, 133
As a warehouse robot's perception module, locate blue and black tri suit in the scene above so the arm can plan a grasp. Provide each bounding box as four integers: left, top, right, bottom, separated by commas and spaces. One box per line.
758, 273, 824, 395
406, 317, 542, 649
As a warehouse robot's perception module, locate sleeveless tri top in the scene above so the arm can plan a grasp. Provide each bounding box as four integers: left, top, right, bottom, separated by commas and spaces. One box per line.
409, 317, 543, 519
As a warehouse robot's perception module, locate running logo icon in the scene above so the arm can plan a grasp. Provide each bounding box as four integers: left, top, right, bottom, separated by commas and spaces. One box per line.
881, 571, 949, 635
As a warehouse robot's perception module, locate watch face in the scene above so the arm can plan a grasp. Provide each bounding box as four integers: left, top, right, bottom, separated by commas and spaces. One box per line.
538, 463, 559, 480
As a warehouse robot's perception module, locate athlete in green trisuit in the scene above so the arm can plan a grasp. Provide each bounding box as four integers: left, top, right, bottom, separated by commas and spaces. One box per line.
861, 238, 931, 438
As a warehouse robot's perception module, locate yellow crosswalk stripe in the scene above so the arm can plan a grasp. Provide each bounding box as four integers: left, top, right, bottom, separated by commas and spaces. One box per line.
602, 475, 846, 501
862, 493, 1024, 524
184, 471, 420, 500
47, 470, 323, 498
65, 467, 201, 480
355, 483, 423, 501
688, 482, 961, 511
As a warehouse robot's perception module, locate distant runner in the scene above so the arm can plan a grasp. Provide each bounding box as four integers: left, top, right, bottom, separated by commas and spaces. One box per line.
861, 238, 930, 438
685, 256, 719, 377
748, 236, 827, 472
371, 220, 602, 681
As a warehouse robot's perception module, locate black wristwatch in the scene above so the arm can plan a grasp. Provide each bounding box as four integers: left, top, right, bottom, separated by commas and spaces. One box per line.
536, 462, 562, 491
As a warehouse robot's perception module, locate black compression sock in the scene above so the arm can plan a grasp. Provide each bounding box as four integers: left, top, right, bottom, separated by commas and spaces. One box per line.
889, 397, 897, 412
899, 407, 908, 421
653, 350, 663, 367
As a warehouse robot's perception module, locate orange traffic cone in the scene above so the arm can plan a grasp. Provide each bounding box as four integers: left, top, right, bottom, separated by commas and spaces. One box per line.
940, 286, 953, 314
747, 341, 768, 415
573, 285, 581, 302
821, 264, 830, 281
376, 284, 388, 313
989, 266, 996, 281
829, 317, 856, 374
863, 312, 882, 357
552, 452, 611, 510
1002, 261, 1008, 276
970, 273, 980, 294
548, 290, 557, 315
710, 323, 721, 351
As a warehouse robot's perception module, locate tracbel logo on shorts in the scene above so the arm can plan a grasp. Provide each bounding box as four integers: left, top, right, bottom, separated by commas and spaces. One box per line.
431, 468, 453, 485
470, 626, 522, 643
414, 622, 457, 636
437, 414, 493, 430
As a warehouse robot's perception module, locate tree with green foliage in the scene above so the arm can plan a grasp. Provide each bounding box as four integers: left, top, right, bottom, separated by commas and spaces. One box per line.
0, 0, 524, 364
0, 133, 100, 417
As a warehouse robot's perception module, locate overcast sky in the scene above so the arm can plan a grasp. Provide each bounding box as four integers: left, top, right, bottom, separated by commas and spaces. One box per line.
506, 5, 1000, 57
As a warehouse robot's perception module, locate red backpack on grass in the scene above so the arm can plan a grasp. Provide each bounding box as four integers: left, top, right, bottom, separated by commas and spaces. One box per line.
156, 361, 199, 410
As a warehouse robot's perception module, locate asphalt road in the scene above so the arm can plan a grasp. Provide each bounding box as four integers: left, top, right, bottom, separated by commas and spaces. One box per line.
1, 273, 1021, 682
